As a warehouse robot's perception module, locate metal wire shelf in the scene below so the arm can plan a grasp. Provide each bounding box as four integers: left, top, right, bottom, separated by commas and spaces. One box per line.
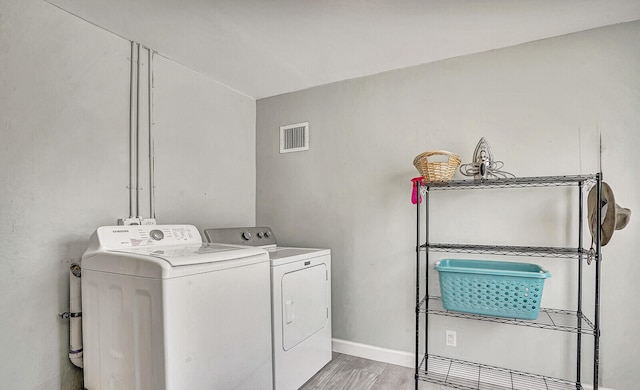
422, 243, 596, 261
414, 173, 603, 389
421, 174, 597, 190
417, 354, 583, 390
420, 296, 596, 335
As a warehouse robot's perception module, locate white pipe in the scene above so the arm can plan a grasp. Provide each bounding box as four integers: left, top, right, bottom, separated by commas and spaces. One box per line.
129, 41, 138, 219
135, 42, 142, 219
69, 263, 83, 368
148, 47, 156, 219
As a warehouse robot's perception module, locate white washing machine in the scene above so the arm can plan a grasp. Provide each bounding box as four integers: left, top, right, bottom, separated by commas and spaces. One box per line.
204, 227, 331, 390
81, 225, 273, 390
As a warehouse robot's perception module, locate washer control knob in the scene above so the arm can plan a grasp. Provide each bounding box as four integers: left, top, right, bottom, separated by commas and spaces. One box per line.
257, 232, 264, 238
150, 229, 164, 241
264, 231, 271, 238
241, 231, 252, 241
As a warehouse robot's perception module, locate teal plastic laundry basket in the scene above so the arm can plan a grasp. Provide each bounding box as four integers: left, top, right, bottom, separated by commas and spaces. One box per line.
434, 259, 551, 320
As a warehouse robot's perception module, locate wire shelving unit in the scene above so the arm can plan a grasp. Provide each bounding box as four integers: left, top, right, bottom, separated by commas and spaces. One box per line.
414, 174, 602, 390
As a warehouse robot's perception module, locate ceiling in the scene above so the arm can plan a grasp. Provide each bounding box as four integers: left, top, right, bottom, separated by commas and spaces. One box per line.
47, 0, 640, 99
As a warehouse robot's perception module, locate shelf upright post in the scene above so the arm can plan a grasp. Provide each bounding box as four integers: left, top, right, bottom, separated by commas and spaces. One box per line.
414, 180, 421, 390
593, 173, 602, 390
424, 184, 430, 376
577, 180, 584, 387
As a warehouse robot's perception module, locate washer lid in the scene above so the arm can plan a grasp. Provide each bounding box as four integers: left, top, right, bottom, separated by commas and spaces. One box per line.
110, 243, 268, 267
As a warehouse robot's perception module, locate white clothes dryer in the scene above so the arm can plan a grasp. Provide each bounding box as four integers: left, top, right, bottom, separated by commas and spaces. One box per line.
204, 227, 332, 390
81, 225, 273, 390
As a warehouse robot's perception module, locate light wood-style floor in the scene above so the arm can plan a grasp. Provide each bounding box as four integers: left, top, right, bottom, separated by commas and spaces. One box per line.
299, 353, 453, 390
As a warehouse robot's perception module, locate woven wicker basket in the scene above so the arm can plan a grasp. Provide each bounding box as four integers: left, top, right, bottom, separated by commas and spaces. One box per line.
413, 150, 461, 182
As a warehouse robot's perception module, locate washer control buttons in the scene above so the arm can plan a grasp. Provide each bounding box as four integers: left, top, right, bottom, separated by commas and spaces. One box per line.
242, 231, 252, 241
257, 232, 264, 238
149, 229, 164, 241
264, 231, 271, 238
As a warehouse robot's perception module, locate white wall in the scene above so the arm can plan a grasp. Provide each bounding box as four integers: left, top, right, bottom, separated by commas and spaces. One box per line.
0, 1, 256, 388
256, 21, 640, 389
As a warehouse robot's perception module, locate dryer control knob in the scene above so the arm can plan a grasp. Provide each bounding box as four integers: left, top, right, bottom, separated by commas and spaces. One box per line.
264, 231, 271, 238
242, 231, 252, 240
257, 232, 264, 238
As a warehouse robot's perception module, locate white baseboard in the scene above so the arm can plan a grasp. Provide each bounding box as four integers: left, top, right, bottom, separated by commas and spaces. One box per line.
331, 338, 613, 390
331, 338, 414, 368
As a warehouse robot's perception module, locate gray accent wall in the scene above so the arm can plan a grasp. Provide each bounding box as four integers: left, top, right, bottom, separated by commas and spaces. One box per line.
152, 55, 257, 228
257, 21, 640, 389
0, 1, 256, 388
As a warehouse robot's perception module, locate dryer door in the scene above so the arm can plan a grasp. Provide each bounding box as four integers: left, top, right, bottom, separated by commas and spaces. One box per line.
281, 264, 328, 351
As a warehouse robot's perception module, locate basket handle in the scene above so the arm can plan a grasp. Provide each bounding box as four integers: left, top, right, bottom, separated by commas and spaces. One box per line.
423, 150, 459, 158
422, 150, 461, 163
538, 268, 552, 278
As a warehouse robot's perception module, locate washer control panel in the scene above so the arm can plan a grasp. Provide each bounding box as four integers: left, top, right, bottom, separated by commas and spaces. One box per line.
96, 225, 202, 249
204, 227, 276, 247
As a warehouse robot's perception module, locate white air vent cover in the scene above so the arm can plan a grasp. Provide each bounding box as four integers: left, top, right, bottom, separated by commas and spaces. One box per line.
280, 122, 309, 153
